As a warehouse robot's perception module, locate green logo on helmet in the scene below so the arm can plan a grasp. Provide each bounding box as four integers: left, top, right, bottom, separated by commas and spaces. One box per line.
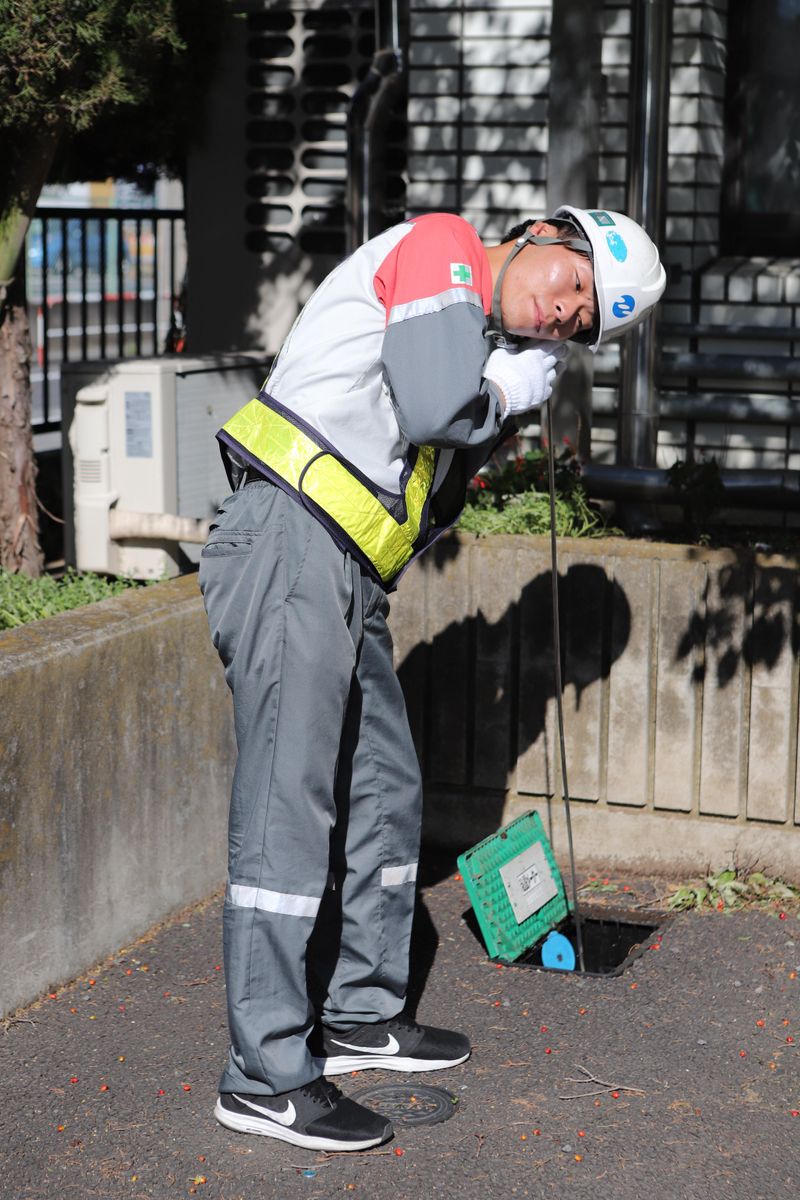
588, 211, 615, 227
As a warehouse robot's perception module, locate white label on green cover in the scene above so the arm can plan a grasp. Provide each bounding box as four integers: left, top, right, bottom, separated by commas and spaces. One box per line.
499, 841, 558, 924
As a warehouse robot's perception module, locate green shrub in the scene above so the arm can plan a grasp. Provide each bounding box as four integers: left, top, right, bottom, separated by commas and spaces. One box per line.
458, 449, 619, 539
0, 568, 144, 630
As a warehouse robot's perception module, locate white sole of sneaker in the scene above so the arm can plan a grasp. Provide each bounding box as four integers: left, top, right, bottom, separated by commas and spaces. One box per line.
214, 1099, 389, 1151
321, 1051, 470, 1075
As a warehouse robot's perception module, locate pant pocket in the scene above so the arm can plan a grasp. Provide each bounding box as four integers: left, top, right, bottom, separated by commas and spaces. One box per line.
201, 531, 261, 558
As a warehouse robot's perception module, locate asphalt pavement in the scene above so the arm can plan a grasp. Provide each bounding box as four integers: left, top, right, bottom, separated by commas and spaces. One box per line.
2, 857, 799, 1200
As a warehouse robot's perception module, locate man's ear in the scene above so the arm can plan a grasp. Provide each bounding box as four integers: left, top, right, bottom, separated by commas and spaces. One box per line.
527, 220, 559, 238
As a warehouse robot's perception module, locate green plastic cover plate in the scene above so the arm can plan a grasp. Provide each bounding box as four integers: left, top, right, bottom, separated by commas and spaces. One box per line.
457, 810, 569, 963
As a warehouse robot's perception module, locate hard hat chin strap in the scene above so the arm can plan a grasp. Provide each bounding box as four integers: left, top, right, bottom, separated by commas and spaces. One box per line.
489, 226, 592, 340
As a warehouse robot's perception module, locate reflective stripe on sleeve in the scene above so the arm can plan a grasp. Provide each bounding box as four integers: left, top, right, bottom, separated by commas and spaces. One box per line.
387, 287, 484, 326
228, 883, 321, 918
381, 863, 418, 887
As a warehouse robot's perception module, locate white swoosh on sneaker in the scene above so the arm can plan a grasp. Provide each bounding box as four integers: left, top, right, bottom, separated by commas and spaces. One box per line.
233, 1094, 296, 1126
330, 1033, 401, 1055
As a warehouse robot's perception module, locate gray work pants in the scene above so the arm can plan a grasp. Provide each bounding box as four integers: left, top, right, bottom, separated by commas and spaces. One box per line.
199, 481, 422, 1094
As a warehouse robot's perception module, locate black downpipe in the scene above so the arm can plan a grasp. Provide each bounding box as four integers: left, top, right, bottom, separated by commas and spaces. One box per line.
582, 463, 800, 511
618, 0, 672, 467
346, 0, 408, 254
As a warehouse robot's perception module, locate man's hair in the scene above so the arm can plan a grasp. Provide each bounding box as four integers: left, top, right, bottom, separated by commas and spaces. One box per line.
500, 218, 597, 346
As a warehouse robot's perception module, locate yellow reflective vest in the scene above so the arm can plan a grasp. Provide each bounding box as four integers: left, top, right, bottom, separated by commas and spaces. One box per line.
219, 391, 438, 590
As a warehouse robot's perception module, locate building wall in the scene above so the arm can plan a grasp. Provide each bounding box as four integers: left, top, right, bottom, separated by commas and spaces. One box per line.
187, 0, 799, 497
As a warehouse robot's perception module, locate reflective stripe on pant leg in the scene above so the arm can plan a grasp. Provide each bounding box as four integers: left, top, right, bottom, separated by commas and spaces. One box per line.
201, 483, 357, 1093
313, 572, 423, 1028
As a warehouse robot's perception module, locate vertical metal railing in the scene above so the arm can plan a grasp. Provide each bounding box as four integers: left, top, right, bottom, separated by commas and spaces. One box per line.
25, 206, 186, 431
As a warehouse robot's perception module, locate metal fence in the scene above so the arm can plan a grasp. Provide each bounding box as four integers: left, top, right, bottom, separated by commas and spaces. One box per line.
26, 206, 186, 432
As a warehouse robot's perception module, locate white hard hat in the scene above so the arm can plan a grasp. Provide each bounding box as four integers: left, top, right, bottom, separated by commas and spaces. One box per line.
552, 206, 667, 352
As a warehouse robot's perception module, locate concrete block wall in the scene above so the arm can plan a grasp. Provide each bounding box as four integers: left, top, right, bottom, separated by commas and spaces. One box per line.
3, 536, 800, 1013
0, 577, 234, 1016
390, 533, 800, 881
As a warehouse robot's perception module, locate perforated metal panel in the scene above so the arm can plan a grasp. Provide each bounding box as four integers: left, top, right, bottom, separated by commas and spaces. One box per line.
243, 0, 407, 262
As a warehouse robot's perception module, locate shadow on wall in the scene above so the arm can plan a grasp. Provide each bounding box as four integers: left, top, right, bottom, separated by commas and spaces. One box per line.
396, 554, 632, 847
676, 559, 800, 688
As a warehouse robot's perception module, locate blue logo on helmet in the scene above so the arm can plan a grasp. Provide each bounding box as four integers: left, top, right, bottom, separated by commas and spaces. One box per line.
612, 294, 636, 319
606, 232, 628, 262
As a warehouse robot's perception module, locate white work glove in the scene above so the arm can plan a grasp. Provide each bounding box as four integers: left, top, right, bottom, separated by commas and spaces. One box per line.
483, 341, 568, 418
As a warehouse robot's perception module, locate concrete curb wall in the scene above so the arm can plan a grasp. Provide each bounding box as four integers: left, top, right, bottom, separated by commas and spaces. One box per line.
3, 534, 800, 1013
391, 533, 800, 881
0, 576, 234, 1016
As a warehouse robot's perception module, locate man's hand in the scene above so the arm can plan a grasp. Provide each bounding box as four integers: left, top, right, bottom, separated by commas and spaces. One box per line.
483, 341, 568, 418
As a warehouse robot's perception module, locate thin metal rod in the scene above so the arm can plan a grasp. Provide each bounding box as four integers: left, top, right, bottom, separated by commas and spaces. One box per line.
545, 398, 586, 974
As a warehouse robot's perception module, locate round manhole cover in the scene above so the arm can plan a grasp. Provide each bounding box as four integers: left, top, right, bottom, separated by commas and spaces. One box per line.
351, 1082, 459, 1126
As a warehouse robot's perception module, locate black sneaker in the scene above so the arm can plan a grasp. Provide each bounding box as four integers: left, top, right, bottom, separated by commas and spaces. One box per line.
320, 1013, 471, 1074
214, 1078, 392, 1151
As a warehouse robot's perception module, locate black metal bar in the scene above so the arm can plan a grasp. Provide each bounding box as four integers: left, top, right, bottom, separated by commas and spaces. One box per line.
151, 217, 159, 355
592, 390, 800, 425
41, 219, 50, 425
80, 218, 88, 360
99, 215, 107, 359
117, 218, 124, 357
662, 322, 800, 343
32, 205, 183, 219
660, 353, 800, 383
60, 217, 69, 366
135, 218, 142, 357
169, 217, 176, 350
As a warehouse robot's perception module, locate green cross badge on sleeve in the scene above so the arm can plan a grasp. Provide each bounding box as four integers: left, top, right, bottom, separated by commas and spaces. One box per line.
450, 262, 473, 285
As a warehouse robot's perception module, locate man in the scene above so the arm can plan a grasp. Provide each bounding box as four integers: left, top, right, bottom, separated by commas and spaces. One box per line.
199, 206, 665, 1152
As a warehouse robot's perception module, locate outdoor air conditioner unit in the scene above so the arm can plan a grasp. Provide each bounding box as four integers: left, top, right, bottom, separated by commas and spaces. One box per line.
62, 356, 267, 579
